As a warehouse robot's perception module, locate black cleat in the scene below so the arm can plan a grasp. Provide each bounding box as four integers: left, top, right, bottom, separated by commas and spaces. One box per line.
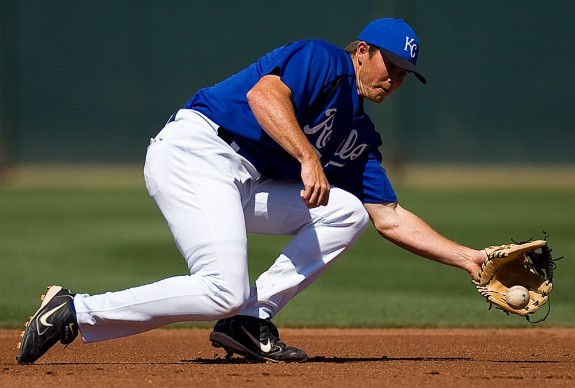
210, 315, 308, 363
17, 285, 79, 364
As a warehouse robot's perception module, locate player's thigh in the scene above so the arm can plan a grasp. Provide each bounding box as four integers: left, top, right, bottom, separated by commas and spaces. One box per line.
145, 126, 249, 283
244, 179, 366, 235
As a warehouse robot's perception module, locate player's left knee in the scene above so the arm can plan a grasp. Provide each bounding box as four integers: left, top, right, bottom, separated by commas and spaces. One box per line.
325, 190, 369, 238
346, 200, 370, 239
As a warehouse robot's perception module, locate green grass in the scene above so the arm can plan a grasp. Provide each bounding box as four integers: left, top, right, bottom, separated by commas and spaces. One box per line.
1, 166, 574, 329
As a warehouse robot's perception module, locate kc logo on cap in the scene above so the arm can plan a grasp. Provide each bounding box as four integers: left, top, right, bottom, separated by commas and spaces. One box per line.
404, 36, 417, 59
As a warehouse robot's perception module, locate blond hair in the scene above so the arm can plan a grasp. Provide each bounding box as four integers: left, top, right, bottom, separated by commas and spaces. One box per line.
344, 41, 379, 57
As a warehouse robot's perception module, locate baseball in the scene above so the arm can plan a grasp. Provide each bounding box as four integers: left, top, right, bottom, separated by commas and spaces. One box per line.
506, 285, 530, 309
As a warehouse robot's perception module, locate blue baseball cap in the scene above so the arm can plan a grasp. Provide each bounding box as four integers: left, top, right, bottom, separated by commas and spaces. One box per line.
358, 18, 427, 84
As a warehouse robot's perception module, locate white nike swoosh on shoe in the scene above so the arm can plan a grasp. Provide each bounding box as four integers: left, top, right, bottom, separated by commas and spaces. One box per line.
260, 338, 272, 353
241, 326, 273, 353
37, 303, 67, 335
62, 322, 77, 343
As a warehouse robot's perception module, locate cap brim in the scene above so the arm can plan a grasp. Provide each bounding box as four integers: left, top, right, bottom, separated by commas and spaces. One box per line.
379, 47, 427, 84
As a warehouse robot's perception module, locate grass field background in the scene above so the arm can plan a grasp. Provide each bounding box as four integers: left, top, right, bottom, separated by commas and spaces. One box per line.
1, 164, 574, 329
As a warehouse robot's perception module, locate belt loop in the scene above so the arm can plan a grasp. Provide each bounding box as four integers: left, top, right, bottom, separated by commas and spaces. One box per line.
166, 111, 178, 125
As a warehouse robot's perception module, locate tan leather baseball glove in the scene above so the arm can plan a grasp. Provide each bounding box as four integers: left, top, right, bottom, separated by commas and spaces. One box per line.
474, 237, 558, 322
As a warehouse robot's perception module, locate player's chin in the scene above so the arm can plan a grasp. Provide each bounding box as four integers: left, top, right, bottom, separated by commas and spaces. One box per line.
368, 94, 386, 103
367, 89, 388, 103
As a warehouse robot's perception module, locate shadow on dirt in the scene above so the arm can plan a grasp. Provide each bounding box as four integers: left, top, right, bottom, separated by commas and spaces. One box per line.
184, 355, 475, 364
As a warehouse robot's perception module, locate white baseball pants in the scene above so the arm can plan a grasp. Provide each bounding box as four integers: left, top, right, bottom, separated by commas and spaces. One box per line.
74, 109, 369, 343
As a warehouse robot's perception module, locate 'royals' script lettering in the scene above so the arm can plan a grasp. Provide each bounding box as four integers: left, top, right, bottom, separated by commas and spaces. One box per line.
303, 109, 369, 168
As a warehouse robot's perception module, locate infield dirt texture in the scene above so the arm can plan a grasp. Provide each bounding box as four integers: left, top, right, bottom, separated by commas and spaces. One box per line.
2, 328, 574, 387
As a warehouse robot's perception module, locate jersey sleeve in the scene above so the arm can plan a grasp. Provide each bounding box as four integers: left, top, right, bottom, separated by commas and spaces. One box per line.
361, 152, 397, 203
259, 40, 346, 116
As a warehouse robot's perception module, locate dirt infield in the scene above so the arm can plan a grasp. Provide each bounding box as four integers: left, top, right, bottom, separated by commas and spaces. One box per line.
2, 328, 574, 387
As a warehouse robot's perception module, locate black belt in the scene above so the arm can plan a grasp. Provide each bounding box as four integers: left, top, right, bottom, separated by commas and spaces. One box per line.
167, 111, 234, 146
217, 127, 234, 145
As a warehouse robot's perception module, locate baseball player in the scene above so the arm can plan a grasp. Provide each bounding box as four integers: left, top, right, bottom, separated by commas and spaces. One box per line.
18, 18, 489, 364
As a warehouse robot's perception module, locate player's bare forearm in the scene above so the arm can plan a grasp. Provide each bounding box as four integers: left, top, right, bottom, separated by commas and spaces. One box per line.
247, 74, 329, 207
364, 202, 485, 280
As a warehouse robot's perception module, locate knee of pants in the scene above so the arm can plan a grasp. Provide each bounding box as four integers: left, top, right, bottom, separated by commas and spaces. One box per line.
346, 200, 370, 241
349, 197, 370, 230
323, 191, 370, 242
208, 279, 250, 317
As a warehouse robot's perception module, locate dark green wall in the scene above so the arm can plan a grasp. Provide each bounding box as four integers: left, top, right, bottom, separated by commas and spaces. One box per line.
1, 0, 573, 165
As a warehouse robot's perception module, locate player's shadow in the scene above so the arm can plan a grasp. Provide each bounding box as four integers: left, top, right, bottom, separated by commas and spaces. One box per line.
41, 356, 561, 365
184, 355, 473, 364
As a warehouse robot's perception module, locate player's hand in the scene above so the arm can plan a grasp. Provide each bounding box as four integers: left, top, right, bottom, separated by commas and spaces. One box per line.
466, 250, 488, 281
300, 160, 330, 208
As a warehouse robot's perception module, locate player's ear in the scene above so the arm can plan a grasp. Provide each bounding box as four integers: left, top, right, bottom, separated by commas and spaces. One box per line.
356, 42, 370, 64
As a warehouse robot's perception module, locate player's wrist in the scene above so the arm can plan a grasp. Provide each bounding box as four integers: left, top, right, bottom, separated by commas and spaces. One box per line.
466, 250, 486, 281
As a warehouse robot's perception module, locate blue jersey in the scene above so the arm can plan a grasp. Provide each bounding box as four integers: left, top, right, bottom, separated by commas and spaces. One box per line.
185, 39, 396, 203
